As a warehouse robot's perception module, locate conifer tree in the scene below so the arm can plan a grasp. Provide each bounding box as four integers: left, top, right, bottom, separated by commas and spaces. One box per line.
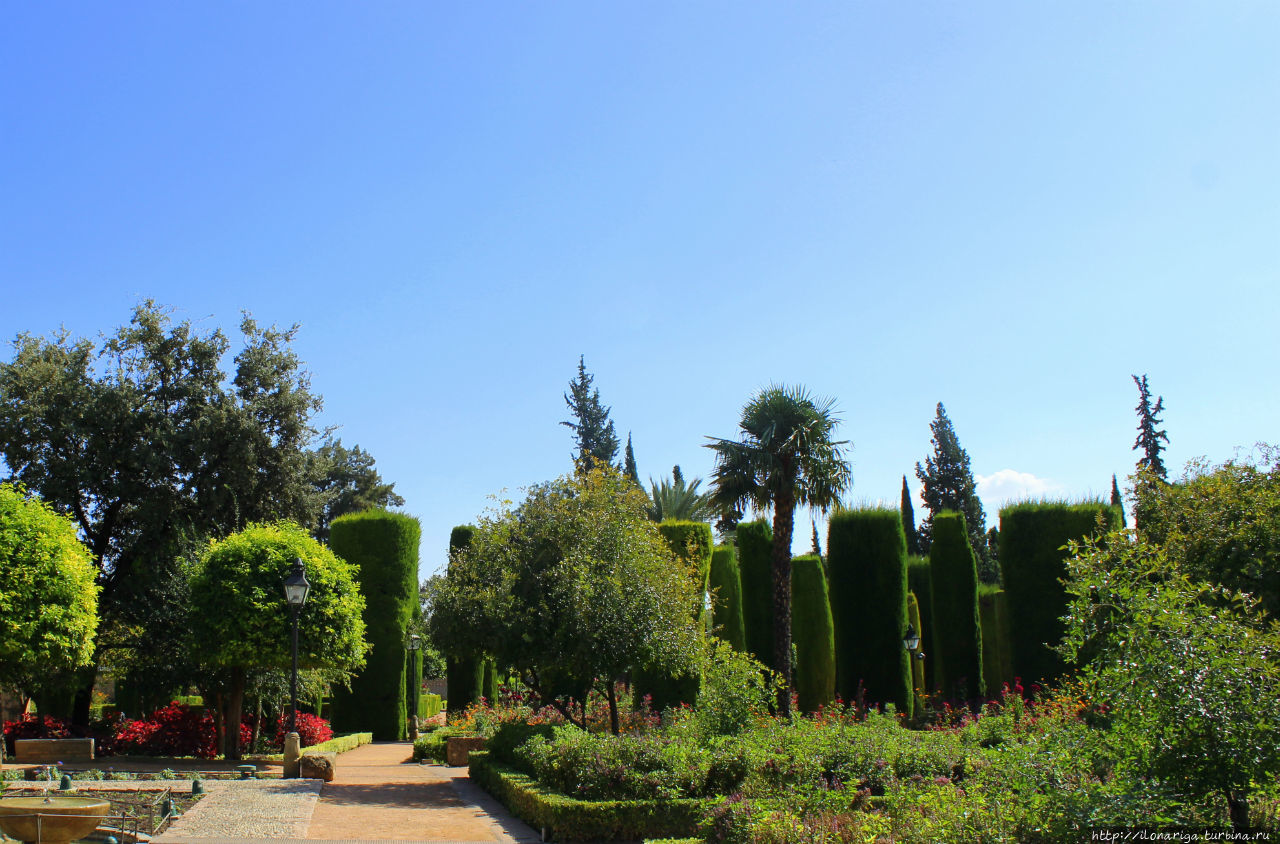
901, 475, 919, 555
915, 403, 988, 567
1111, 474, 1127, 528
1132, 374, 1169, 482
811, 520, 823, 559
561, 356, 620, 472
623, 434, 641, 487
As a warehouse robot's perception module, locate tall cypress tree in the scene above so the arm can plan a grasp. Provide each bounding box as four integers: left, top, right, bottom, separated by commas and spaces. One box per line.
1131, 374, 1169, 482
623, 434, 641, 487
914, 403, 989, 571
901, 475, 919, 555
1111, 474, 1127, 528
561, 356, 620, 472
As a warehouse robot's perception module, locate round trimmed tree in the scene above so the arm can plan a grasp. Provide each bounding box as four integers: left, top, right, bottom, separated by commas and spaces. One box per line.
190, 521, 369, 759
0, 484, 99, 696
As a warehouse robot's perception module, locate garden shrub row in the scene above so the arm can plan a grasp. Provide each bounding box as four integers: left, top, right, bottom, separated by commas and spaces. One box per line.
827, 508, 911, 717
444, 524, 486, 713
790, 554, 834, 714
927, 511, 983, 701
419, 693, 443, 719
998, 501, 1120, 687
977, 586, 1013, 696
469, 751, 709, 842
708, 545, 745, 651
735, 519, 774, 667
330, 509, 422, 741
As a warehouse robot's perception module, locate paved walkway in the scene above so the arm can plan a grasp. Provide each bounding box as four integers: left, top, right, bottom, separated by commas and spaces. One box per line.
156, 742, 540, 843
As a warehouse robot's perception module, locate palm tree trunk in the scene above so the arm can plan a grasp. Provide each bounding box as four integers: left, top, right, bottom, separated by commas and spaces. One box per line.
772, 484, 796, 717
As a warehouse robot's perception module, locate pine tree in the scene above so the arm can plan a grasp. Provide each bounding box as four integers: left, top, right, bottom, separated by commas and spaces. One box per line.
561, 356, 620, 472
914, 403, 989, 568
811, 520, 823, 559
1111, 474, 1127, 528
1132, 374, 1169, 482
901, 475, 919, 555
623, 434, 641, 487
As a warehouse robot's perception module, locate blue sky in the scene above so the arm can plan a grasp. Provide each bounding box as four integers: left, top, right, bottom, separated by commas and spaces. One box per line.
3, 2, 1277, 577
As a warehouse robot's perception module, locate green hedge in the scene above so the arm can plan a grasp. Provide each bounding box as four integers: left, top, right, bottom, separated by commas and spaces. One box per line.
928, 511, 983, 701
999, 501, 1121, 687
419, 693, 443, 718
791, 555, 835, 714
978, 586, 1013, 697
329, 509, 421, 741
657, 520, 714, 598
444, 524, 484, 713
255, 731, 374, 761
906, 556, 935, 692
709, 545, 746, 650
736, 519, 774, 667
469, 751, 708, 842
827, 508, 911, 718
907, 592, 926, 717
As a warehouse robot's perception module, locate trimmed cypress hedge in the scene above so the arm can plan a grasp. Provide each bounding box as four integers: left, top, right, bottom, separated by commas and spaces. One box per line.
978, 586, 1013, 697
999, 501, 1121, 687
656, 520, 714, 598
827, 508, 912, 718
906, 555, 935, 692
483, 659, 499, 703
407, 605, 424, 721
709, 546, 746, 650
906, 592, 926, 717
329, 509, 421, 740
735, 519, 774, 667
791, 555, 835, 713
928, 511, 983, 701
445, 524, 484, 713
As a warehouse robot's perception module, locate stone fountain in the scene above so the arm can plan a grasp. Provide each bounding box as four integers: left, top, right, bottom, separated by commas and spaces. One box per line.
0, 795, 110, 844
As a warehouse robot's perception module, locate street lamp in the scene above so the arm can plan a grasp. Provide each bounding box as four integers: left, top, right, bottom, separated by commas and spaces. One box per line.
902, 624, 921, 652
407, 634, 422, 741
283, 559, 310, 759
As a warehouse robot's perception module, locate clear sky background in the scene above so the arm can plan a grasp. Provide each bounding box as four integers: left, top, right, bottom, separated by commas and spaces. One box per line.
3, 2, 1277, 578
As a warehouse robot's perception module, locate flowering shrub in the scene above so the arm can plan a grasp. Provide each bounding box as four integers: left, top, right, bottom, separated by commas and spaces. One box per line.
2, 715, 71, 755
272, 712, 333, 748
113, 702, 251, 759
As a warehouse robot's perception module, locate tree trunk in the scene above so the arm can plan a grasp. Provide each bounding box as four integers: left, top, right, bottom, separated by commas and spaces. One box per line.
250, 695, 263, 755
223, 667, 246, 760
1226, 790, 1251, 831
772, 481, 796, 717
72, 665, 97, 728
606, 680, 620, 735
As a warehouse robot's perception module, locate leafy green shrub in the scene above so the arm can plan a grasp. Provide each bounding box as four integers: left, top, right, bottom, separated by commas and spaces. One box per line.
998, 500, 1119, 687
928, 511, 983, 701
412, 726, 462, 763
488, 721, 558, 769
419, 693, 443, 718
329, 509, 421, 740
826, 508, 911, 716
709, 545, 746, 650
789, 555, 834, 714
693, 639, 774, 738
977, 586, 1012, 698
735, 520, 773, 667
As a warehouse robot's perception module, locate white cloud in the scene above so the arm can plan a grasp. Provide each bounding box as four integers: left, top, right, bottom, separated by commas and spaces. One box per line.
976, 469, 1063, 510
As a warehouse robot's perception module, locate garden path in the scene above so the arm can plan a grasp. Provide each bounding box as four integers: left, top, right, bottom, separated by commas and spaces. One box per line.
152, 741, 538, 843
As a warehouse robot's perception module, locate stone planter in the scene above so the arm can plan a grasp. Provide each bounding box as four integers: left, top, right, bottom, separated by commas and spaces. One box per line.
445, 735, 486, 767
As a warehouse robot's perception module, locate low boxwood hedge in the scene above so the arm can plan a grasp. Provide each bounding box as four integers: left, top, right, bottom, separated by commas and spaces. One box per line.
469, 751, 710, 842
253, 731, 372, 762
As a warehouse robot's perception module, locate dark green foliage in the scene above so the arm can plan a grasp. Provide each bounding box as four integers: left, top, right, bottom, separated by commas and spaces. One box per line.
329, 509, 421, 740
562, 356, 620, 472
999, 500, 1121, 687
447, 658, 484, 714
906, 555, 936, 692
709, 546, 746, 650
928, 511, 983, 701
826, 509, 912, 717
311, 438, 404, 542
624, 434, 640, 487
1132, 374, 1169, 483
469, 752, 708, 842
657, 520, 714, 596
735, 519, 774, 666
648, 468, 715, 522
790, 555, 835, 714
448, 525, 475, 560
483, 659, 499, 704
978, 586, 1013, 696
901, 476, 919, 556
914, 403, 988, 573
1111, 474, 1127, 528
407, 648, 423, 721
906, 593, 926, 716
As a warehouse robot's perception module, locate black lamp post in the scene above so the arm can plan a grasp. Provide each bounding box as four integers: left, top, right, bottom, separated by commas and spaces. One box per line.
902, 624, 921, 652
407, 634, 422, 740
283, 558, 310, 734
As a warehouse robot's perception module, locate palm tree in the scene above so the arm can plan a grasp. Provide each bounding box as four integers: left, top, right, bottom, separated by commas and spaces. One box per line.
647, 465, 716, 522
706, 385, 852, 715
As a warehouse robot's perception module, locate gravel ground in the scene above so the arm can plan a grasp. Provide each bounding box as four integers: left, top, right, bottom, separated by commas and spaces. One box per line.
154, 779, 322, 841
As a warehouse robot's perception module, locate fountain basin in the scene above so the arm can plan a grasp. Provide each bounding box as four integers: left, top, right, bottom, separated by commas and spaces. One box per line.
0, 796, 110, 844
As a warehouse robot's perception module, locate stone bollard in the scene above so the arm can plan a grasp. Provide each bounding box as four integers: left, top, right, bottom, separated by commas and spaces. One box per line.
283, 732, 301, 779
